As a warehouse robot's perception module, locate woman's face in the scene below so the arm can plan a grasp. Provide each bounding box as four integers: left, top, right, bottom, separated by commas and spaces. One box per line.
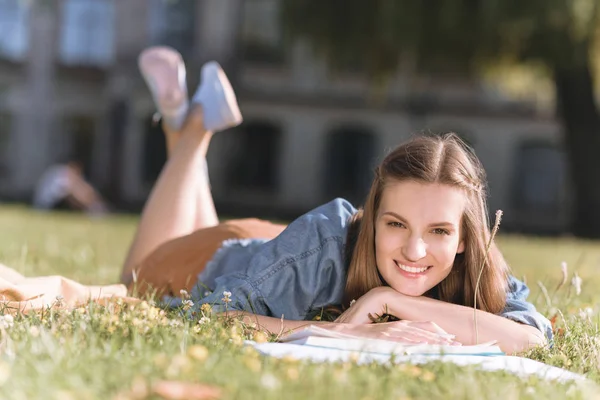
375, 181, 467, 296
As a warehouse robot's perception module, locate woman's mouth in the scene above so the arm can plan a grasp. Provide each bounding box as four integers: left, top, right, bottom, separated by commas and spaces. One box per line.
394, 260, 432, 276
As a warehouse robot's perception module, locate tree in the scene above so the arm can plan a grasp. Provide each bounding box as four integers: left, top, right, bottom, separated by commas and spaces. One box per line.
282, 0, 600, 237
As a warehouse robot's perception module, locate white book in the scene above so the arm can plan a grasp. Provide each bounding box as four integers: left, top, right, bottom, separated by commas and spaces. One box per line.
279, 325, 504, 356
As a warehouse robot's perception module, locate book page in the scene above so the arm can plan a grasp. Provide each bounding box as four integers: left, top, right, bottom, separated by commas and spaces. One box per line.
279, 325, 503, 356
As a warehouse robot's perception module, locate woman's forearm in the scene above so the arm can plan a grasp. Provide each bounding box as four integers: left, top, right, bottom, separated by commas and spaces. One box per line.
224, 311, 333, 335
386, 294, 546, 354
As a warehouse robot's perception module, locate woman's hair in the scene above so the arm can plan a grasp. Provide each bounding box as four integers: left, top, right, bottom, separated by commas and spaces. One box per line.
344, 133, 509, 314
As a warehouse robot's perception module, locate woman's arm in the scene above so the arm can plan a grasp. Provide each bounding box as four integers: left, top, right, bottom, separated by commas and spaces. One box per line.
384, 290, 546, 353
224, 311, 459, 345
227, 311, 328, 334
334, 287, 546, 353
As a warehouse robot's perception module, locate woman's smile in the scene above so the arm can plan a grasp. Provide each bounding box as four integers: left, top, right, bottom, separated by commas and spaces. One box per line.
394, 260, 432, 277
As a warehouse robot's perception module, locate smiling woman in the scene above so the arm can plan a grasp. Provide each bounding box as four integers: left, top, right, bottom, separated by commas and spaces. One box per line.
122, 46, 551, 355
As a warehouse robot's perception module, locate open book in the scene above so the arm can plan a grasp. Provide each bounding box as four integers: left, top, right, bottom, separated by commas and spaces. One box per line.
279, 325, 504, 356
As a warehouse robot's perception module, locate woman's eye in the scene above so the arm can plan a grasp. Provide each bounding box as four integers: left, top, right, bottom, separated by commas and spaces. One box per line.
387, 221, 405, 228
432, 228, 450, 235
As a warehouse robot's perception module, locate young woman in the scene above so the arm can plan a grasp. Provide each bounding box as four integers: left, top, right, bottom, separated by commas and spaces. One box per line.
125, 46, 551, 354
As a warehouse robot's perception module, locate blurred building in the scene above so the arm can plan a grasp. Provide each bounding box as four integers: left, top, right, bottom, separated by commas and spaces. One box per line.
0, 0, 569, 233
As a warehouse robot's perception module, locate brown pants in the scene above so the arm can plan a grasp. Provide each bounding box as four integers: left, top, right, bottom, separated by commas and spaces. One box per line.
130, 219, 287, 297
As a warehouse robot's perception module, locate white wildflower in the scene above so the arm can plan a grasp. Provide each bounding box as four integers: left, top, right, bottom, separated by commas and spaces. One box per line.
578, 307, 593, 320
525, 387, 535, 395
181, 299, 194, 311
260, 373, 280, 390
169, 319, 183, 328
179, 289, 190, 300
29, 326, 40, 337
199, 316, 210, 325
222, 291, 232, 304
0, 315, 14, 329
572, 273, 582, 296
560, 261, 568, 284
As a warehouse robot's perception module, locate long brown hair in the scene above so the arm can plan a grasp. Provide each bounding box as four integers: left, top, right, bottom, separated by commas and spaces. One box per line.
344, 133, 509, 314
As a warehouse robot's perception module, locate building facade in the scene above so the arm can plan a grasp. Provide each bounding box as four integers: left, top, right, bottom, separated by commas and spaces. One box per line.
0, 0, 569, 233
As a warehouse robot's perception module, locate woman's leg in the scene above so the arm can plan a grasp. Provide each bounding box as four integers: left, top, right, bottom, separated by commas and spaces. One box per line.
121, 107, 215, 283
190, 60, 243, 231
121, 50, 242, 283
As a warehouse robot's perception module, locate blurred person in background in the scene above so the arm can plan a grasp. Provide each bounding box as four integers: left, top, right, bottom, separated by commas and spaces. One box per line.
32, 158, 109, 215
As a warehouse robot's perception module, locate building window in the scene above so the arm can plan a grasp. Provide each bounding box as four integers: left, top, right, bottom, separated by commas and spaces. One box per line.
323, 126, 378, 205
0, 113, 12, 179
512, 141, 566, 213
225, 121, 281, 191
142, 116, 167, 185
0, 0, 29, 60
59, 0, 115, 67
148, 0, 196, 58
241, 0, 284, 64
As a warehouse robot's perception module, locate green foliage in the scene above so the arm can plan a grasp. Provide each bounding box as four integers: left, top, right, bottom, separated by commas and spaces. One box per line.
281, 0, 600, 77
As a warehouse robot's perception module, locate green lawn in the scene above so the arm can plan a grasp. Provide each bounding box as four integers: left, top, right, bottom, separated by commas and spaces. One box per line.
0, 205, 598, 399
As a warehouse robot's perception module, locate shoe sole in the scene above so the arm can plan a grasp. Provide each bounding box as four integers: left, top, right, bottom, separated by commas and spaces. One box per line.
199, 61, 243, 132
138, 46, 188, 115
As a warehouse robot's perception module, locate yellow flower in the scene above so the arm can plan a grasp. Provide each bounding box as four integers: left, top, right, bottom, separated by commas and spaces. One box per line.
153, 353, 169, 368
188, 345, 209, 362
0, 362, 12, 386
244, 357, 262, 372
333, 369, 348, 383
130, 376, 148, 399
420, 370, 435, 382
281, 355, 298, 365
200, 303, 212, 315
286, 367, 299, 381
166, 354, 192, 378
403, 365, 422, 377
253, 331, 269, 343
230, 334, 244, 346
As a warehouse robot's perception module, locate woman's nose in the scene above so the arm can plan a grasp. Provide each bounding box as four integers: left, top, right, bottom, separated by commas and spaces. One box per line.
402, 237, 427, 261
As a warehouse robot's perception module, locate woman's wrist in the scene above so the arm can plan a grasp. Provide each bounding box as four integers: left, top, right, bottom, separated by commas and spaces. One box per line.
356, 286, 408, 322
379, 287, 410, 318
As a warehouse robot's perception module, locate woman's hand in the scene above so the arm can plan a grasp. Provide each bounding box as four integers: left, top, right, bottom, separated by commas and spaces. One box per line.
335, 286, 398, 324
330, 286, 460, 345
327, 320, 461, 346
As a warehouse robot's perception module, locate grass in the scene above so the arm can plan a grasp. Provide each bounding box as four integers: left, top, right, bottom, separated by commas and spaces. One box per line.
0, 205, 599, 399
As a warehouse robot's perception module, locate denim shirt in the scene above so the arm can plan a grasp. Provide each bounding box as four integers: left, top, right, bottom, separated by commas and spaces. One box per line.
178, 198, 552, 341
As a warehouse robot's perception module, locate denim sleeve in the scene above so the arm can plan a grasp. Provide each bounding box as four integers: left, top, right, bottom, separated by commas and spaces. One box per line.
192, 198, 357, 319
501, 275, 553, 341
